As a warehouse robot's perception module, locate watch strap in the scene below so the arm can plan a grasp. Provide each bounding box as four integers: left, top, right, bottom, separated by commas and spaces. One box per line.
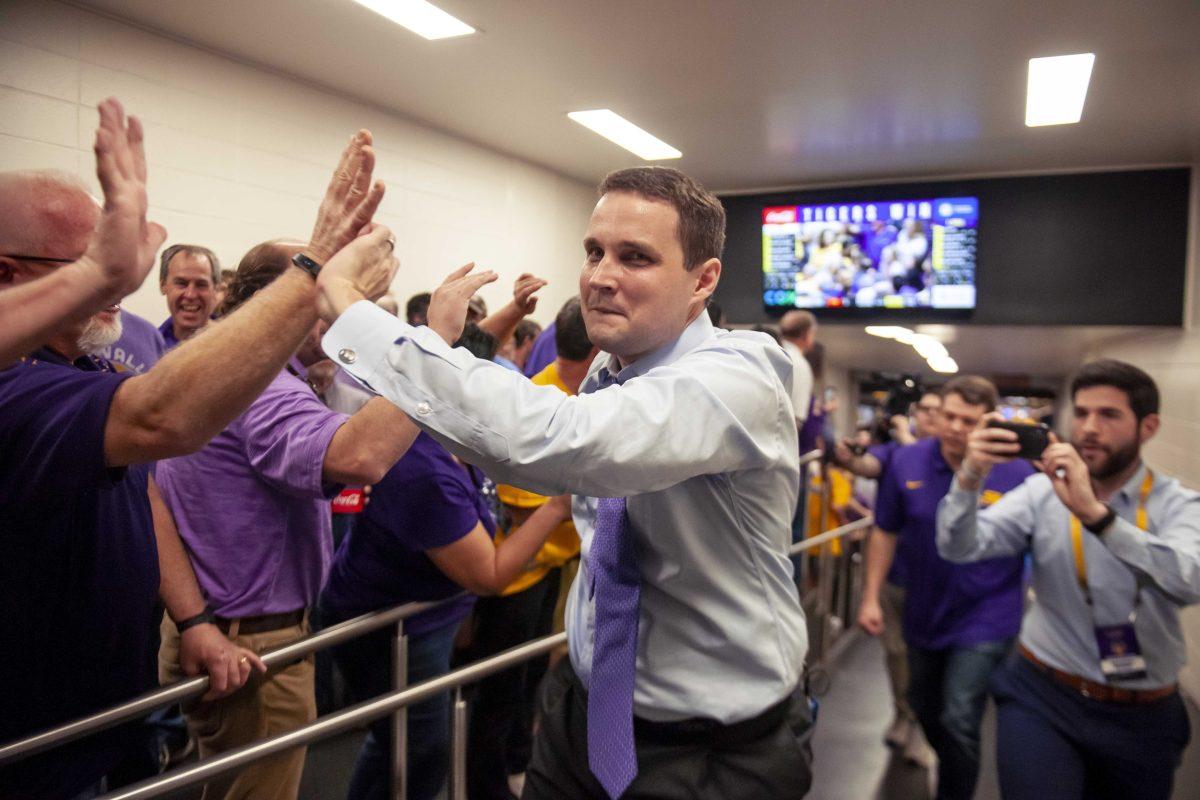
1083, 505, 1117, 535
175, 606, 217, 633
291, 251, 322, 279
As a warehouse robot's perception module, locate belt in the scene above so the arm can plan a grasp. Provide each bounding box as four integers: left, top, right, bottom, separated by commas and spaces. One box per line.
632, 692, 795, 747
215, 609, 306, 636
1019, 645, 1176, 704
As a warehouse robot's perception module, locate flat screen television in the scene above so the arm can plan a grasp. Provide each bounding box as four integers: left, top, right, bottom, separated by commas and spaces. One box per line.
761, 197, 978, 313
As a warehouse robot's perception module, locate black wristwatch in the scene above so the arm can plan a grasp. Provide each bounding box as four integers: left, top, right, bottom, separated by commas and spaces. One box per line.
291, 251, 322, 280
1083, 505, 1118, 535
175, 606, 217, 633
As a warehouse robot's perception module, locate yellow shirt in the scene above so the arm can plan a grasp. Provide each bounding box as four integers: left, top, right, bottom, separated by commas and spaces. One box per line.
493, 362, 581, 595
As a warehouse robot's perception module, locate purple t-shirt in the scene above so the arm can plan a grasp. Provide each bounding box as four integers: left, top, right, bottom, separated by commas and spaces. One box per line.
156, 370, 347, 618
97, 310, 167, 374
522, 321, 557, 378
0, 350, 159, 798
868, 440, 905, 586
320, 432, 496, 635
874, 437, 1034, 650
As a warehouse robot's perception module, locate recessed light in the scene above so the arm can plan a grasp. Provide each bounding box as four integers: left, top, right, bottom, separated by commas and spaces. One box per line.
567, 110, 682, 161
928, 355, 959, 374
1026, 53, 1095, 127
864, 326, 912, 340
350, 0, 475, 40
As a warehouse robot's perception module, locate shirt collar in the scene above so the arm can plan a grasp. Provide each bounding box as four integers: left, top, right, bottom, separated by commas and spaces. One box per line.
594, 312, 716, 388
30, 346, 112, 372
1113, 460, 1149, 505
158, 317, 179, 347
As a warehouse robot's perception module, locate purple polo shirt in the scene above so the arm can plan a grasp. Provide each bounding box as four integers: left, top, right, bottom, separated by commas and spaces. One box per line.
320, 432, 495, 635
0, 350, 159, 798
97, 310, 167, 374
875, 437, 1033, 650
157, 316, 181, 350
522, 321, 557, 378
156, 370, 347, 618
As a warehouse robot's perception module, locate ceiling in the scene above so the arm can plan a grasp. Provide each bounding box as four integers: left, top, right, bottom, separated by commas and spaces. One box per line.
77, 1, 1197, 382
80, 0, 1200, 192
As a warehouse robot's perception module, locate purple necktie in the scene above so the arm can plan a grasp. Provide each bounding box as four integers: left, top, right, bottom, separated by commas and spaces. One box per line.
588, 496, 640, 799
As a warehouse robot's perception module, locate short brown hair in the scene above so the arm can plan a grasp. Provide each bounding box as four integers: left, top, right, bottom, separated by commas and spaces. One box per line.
1070, 359, 1159, 420
780, 310, 817, 339
218, 240, 302, 317
940, 375, 998, 411
598, 167, 725, 270
159, 243, 221, 286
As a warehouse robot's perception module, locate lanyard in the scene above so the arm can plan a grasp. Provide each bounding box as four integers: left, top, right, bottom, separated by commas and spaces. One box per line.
1069, 470, 1153, 607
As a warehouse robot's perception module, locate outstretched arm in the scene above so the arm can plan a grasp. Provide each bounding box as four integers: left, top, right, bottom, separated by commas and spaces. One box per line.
104, 130, 395, 466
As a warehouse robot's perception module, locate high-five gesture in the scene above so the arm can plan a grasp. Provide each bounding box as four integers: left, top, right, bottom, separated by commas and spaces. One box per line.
316, 225, 400, 323
304, 130, 386, 264
429, 262, 499, 345
77, 97, 168, 299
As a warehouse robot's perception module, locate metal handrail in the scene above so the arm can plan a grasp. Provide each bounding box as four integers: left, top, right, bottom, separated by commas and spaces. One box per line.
3, 471, 866, 799
1, 451, 829, 767
94, 516, 872, 800
0, 596, 460, 765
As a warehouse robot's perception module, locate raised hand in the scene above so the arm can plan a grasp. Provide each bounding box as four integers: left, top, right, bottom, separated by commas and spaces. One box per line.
1039, 437, 1107, 524
511, 273, 548, 315
428, 262, 499, 345
316, 225, 400, 324
305, 131, 385, 264
76, 97, 168, 299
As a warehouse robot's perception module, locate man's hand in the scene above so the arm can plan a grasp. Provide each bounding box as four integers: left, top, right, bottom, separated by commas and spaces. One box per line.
304, 130, 385, 264
179, 624, 267, 701
1039, 437, 1107, 525
75, 98, 168, 299
316, 225, 400, 323
857, 598, 885, 636
428, 263, 498, 345
959, 411, 1020, 488
545, 493, 574, 522
511, 273, 548, 315
890, 415, 916, 445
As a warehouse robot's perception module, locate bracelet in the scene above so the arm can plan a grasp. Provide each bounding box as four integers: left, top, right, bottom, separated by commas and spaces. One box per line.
175, 606, 217, 633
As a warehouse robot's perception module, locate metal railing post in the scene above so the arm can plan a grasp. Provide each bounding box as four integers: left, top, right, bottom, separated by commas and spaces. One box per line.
449, 686, 468, 800
391, 620, 408, 800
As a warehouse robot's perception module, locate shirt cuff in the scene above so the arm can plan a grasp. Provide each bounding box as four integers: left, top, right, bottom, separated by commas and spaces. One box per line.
321, 301, 464, 392
1098, 515, 1146, 565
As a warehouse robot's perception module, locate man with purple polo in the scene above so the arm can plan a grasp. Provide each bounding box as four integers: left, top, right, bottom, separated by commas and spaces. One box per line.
857, 375, 1033, 800
155, 238, 417, 800
156, 243, 221, 349
97, 308, 167, 373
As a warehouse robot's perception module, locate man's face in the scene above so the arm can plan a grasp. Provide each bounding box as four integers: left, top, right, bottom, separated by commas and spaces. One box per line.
0, 206, 110, 351
938, 392, 987, 460
161, 253, 216, 334
913, 392, 942, 438
1071, 385, 1153, 480
579, 191, 716, 365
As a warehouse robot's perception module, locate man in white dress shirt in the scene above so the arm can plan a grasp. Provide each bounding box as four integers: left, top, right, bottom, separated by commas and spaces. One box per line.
317, 166, 812, 800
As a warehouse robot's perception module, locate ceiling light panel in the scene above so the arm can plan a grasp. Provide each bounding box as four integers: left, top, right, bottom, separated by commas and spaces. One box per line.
567, 110, 682, 161
351, 0, 475, 40
1025, 53, 1095, 127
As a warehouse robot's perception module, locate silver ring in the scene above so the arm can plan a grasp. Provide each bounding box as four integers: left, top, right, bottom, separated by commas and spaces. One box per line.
385, 238, 396, 251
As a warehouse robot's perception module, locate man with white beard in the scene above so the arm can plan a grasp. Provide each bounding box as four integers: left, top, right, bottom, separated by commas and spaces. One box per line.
0, 98, 398, 798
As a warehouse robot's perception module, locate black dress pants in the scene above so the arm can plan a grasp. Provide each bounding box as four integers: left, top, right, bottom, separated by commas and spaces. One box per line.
465, 570, 561, 799
523, 658, 814, 800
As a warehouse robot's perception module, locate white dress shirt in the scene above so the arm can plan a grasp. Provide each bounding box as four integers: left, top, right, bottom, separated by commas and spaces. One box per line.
937, 463, 1200, 689
781, 340, 812, 424
323, 304, 806, 723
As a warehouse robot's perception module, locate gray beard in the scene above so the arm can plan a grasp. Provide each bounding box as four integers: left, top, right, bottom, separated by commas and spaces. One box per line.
78, 314, 123, 354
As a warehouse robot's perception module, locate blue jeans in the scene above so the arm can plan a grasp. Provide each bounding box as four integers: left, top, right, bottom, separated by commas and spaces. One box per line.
331, 621, 459, 800
907, 639, 1012, 800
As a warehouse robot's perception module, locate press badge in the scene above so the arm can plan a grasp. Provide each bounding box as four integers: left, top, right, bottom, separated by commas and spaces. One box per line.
1095, 623, 1148, 681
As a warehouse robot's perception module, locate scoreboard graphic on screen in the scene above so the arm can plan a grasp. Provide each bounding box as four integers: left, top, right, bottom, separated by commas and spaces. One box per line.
761, 197, 978, 311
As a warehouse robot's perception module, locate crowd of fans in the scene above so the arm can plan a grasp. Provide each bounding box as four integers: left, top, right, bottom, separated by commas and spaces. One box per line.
0, 98, 1196, 800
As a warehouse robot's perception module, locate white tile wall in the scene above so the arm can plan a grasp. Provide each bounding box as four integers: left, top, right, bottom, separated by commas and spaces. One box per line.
0, 0, 594, 324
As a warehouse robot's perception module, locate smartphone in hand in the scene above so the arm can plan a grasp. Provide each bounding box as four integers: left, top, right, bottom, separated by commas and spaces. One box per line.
986, 420, 1050, 460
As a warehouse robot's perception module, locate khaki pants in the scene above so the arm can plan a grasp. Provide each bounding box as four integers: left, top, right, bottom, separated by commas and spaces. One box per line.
880, 581, 913, 721
159, 614, 316, 800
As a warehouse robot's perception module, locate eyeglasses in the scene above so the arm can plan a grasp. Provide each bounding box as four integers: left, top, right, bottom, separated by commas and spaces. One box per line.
2, 254, 76, 264
915, 404, 941, 414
